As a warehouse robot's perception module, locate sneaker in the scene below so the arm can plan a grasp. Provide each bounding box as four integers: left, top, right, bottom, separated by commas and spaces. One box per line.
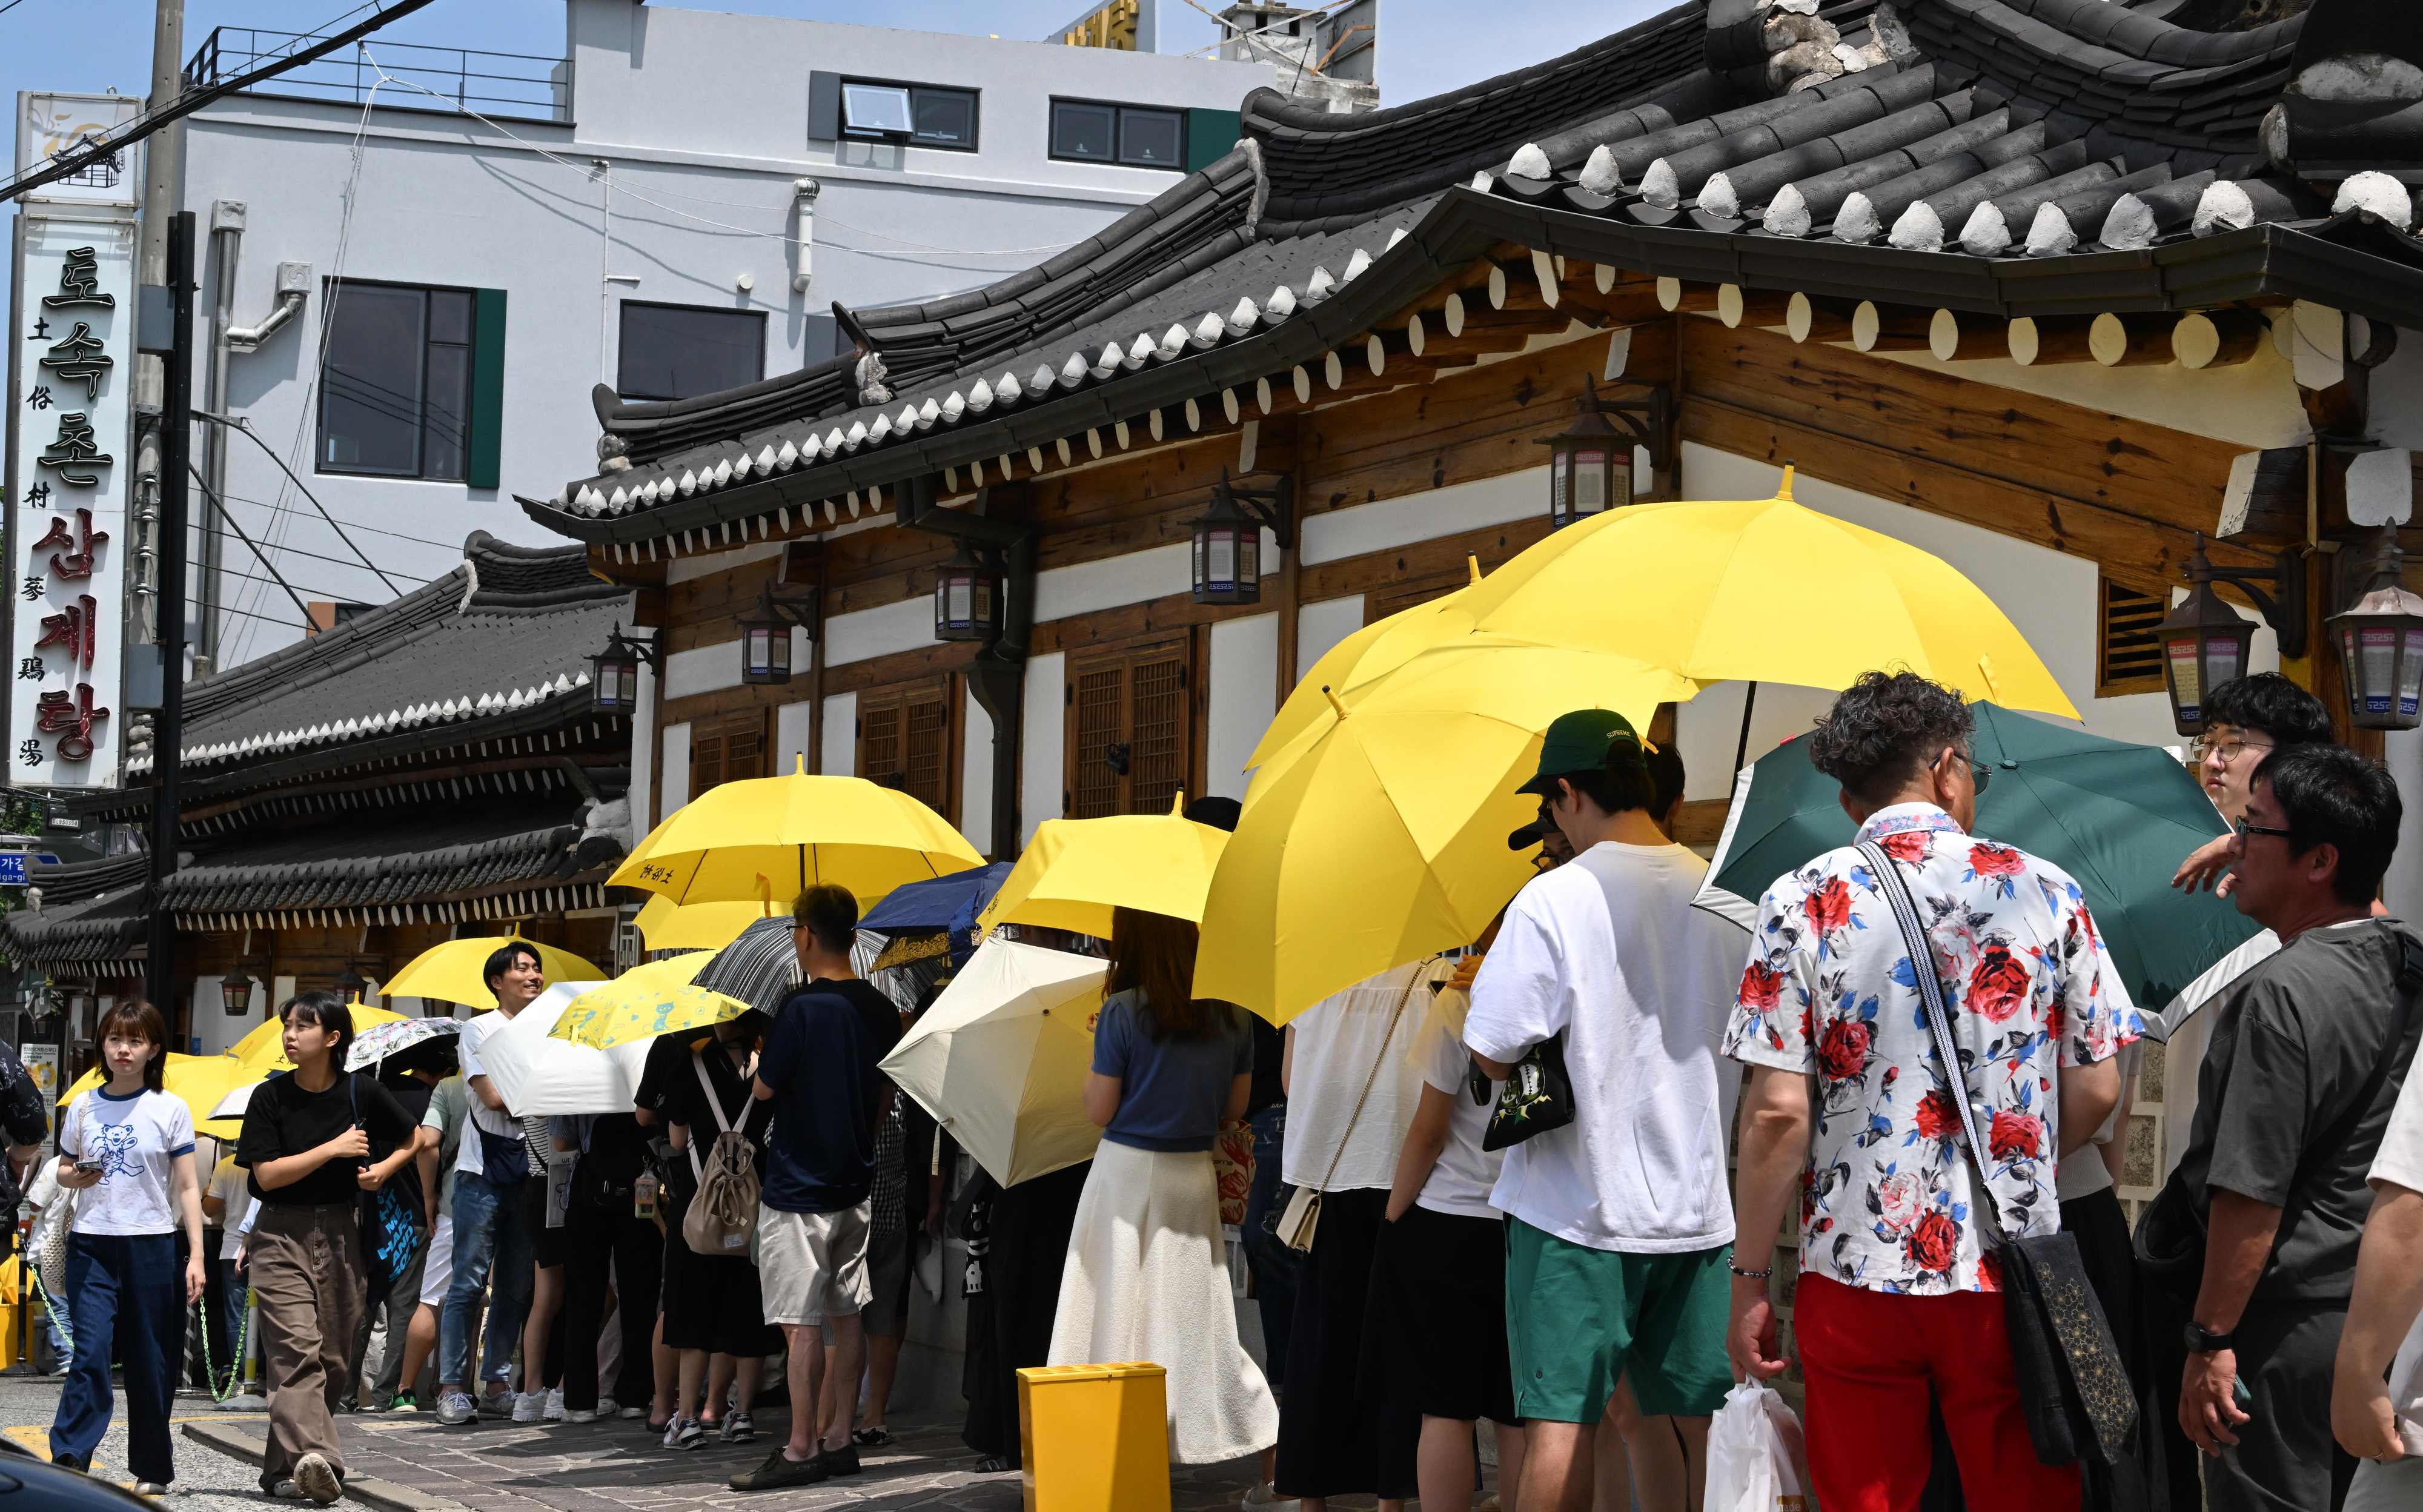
668, 1418, 703, 1451
477, 1390, 516, 1421
544, 1387, 565, 1422
618, 1405, 647, 1421
134, 1482, 170, 1496
270, 1480, 305, 1499
720, 1412, 754, 1445
294, 1453, 342, 1506
357, 1396, 388, 1414
50, 1455, 82, 1474
729, 1448, 829, 1491
567, 1408, 598, 1425
511, 1391, 546, 1424
593, 1396, 620, 1419
391, 1392, 419, 1413
1242, 1484, 1302, 1511
437, 1391, 479, 1426
818, 1444, 861, 1477
851, 1425, 892, 1447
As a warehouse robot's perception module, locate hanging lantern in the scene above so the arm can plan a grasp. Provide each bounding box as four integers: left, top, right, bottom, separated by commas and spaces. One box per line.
1536, 376, 1634, 530
933, 542, 1001, 642
588, 627, 645, 714
1191, 485, 1262, 605
2155, 537, 2256, 738
739, 609, 793, 686
220, 969, 254, 1017
334, 963, 370, 1006
2329, 523, 2423, 732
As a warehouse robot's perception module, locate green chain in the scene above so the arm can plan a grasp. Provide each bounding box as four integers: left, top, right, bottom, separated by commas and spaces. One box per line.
27, 1266, 71, 1356
30, 1261, 253, 1402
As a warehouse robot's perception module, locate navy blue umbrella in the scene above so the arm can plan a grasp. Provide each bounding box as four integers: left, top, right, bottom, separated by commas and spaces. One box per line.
860, 862, 1013, 949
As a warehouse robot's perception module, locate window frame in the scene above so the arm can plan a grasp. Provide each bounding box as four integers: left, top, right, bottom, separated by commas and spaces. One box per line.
838, 78, 981, 153
1062, 632, 1199, 820
615, 299, 769, 404
314, 277, 479, 482
1048, 96, 1187, 171
857, 676, 958, 821
691, 708, 771, 800
2095, 572, 2172, 699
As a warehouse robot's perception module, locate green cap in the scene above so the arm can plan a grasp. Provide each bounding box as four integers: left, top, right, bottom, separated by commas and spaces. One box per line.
1516, 709, 1644, 795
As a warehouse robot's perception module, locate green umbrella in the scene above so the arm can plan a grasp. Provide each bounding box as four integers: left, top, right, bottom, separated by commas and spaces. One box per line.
1694, 703, 2263, 1013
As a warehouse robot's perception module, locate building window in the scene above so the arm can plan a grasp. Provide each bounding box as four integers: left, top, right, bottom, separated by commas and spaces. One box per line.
692, 709, 769, 798
2097, 575, 2170, 698
319, 282, 477, 480
859, 678, 953, 817
1066, 637, 1193, 818
841, 81, 978, 149
617, 302, 767, 403
1050, 99, 1185, 168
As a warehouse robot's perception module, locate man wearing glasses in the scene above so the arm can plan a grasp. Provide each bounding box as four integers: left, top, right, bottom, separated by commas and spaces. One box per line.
2172, 672, 2337, 899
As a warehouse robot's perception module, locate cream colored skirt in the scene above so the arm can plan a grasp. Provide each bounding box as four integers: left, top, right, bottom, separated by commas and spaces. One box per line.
1047, 1139, 1278, 1465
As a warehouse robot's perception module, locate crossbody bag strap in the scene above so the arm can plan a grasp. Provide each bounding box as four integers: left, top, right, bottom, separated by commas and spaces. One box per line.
687, 1052, 738, 1184
1857, 840, 2009, 1247
1308, 961, 1431, 1195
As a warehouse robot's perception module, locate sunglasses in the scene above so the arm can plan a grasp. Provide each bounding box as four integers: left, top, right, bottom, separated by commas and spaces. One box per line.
2234, 817, 2292, 842
1942, 750, 1992, 794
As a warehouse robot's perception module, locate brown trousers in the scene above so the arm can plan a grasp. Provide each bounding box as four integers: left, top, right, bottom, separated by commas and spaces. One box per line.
251, 1202, 365, 1486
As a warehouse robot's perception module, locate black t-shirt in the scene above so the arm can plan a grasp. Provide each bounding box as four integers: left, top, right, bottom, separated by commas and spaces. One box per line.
236, 1069, 417, 1208
757, 978, 904, 1213
640, 1032, 772, 1180
2175, 918, 2423, 1301
1245, 1017, 1284, 1118
380, 1076, 433, 1216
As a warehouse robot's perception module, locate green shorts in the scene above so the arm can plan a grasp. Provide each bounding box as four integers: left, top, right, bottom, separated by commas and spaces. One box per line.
1502, 1218, 1734, 1422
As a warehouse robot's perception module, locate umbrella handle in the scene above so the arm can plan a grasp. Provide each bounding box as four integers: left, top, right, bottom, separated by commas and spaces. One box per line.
755, 872, 774, 917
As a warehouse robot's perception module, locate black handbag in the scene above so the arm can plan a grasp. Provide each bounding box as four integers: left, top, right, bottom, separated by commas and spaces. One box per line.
2135, 926, 2423, 1301
1859, 839, 2137, 1471
1481, 1030, 1575, 1152
350, 1076, 423, 1301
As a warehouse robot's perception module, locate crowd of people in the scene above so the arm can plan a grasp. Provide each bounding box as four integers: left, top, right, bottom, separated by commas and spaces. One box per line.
18, 667, 2423, 1512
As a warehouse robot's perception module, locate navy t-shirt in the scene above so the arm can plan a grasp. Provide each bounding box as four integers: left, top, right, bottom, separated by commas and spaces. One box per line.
1090, 989, 1255, 1153
757, 978, 903, 1213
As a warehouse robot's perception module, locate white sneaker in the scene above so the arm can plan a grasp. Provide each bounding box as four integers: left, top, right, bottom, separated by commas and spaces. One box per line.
593, 1396, 620, 1419
618, 1404, 647, 1421
512, 1391, 546, 1424
1241, 1484, 1300, 1511
567, 1408, 598, 1425
294, 1453, 342, 1507
544, 1387, 565, 1422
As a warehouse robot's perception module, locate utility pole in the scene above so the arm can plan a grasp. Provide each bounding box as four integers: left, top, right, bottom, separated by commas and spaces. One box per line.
138, 0, 188, 1021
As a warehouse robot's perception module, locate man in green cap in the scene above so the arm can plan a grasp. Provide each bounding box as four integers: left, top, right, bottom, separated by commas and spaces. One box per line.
1463, 709, 1744, 1512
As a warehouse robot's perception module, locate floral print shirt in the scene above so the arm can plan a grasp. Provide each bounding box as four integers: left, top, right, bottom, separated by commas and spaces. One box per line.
1723, 804, 2140, 1294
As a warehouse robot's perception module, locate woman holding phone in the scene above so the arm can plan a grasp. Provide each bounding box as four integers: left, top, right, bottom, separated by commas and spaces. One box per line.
48, 1000, 205, 1492
237, 991, 422, 1504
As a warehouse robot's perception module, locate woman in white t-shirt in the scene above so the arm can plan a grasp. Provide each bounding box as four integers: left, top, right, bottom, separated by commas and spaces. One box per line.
1357, 976, 1523, 1512
47, 1000, 205, 1493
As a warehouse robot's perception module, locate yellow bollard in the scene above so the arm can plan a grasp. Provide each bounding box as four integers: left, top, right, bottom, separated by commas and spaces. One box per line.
1017, 1362, 1171, 1512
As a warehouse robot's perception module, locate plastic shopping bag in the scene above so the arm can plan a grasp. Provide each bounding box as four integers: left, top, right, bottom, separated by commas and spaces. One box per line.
1706, 1381, 1813, 1512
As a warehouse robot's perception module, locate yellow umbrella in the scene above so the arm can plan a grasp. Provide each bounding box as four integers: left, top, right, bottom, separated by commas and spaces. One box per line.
975, 794, 1229, 939
1195, 645, 1696, 1024
58, 1052, 261, 1140
549, 952, 749, 1050
228, 1003, 409, 1073
1455, 468, 2077, 717
1248, 558, 1482, 769
383, 937, 605, 1014
635, 894, 770, 952
610, 757, 984, 909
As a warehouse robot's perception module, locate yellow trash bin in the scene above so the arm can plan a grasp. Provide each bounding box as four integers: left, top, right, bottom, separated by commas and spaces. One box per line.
1017, 1361, 1170, 1512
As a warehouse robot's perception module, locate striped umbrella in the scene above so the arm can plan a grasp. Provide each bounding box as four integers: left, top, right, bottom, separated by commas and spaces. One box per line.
345, 1015, 462, 1072
691, 917, 800, 1015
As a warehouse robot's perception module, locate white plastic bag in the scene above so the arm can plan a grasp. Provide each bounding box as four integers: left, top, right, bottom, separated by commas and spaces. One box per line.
1705, 1381, 1814, 1512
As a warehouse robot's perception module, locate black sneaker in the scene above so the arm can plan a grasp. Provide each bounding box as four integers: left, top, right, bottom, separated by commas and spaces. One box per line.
729, 1449, 829, 1491
818, 1444, 861, 1477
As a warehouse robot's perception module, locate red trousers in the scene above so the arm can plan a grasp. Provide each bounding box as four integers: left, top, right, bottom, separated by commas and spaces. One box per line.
1794, 1273, 2081, 1512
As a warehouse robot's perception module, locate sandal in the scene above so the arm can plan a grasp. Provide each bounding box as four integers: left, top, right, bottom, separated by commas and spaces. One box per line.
972, 1455, 1012, 1474
851, 1426, 893, 1447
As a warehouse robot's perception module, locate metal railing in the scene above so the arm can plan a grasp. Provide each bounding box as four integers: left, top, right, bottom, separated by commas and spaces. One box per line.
187, 27, 571, 124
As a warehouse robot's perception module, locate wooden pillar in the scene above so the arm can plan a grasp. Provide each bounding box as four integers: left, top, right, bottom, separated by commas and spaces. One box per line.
1276, 413, 1307, 707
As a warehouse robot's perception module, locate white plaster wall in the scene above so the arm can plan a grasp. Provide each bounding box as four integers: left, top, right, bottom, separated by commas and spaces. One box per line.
2385, 729, 2423, 922
1207, 612, 1279, 799
774, 699, 815, 777
819, 692, 856, 777
961, 685, 995, 854
1033, 541, 1193, 621
629, 659, 657, 828
1300, 466, 1543, 565
1021, 651, 1066, 844
658, 721, 692, 815
1296, 596, 1366, 683
824, 597, 932, 668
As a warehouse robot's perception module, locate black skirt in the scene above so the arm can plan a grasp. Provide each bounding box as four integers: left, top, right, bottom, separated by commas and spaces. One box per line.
961, 1160, 1092, 1464
1357, 1202, 1520, 1425
1275, 1186, 1420, 1500
658, 1190, 781, 1358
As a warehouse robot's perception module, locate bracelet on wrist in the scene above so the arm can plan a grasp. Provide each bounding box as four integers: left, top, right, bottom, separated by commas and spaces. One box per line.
1728, 1262, 1774, 1280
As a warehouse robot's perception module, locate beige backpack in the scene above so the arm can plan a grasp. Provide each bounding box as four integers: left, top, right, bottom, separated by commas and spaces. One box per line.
681, 1054, 760, 1257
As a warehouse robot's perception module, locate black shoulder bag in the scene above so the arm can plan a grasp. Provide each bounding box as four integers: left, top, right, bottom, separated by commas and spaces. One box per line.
1858, 839, 2138, 1471
2135, 926, 2423, 1301
351, 1075, 424, 1302
1481, 1031, 1575, 1152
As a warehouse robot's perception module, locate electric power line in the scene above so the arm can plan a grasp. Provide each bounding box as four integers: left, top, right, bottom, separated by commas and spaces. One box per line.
205, 488, 463, 552
188, 464, 312, 621
196, 410, 402, 595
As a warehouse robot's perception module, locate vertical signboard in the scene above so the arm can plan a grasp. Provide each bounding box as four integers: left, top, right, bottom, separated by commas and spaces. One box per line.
8, 215, 132, 788
21, 1040, 59, 1155
16, 93, 144, 210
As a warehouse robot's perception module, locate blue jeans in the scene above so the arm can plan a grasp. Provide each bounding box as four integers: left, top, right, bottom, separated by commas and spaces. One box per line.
51, 1232, 181, 1482
439, 1170, 532, 1390
1242, 1103, 1300, 1389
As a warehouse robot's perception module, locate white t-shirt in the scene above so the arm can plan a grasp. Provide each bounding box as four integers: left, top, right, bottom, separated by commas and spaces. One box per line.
1464, 839, 1741, 1253
1282, 958, 1451, 1193
58, 1086, 193, 1236
2056, 1041, 2143, 1202
2368, 1062, 2423, 1450
1410, 998, 1503, 1220
453, 1010, 522, 1178
206, 1153, 254, 1259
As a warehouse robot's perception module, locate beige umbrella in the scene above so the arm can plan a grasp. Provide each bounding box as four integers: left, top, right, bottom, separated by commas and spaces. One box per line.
878, 937, 1107, 1187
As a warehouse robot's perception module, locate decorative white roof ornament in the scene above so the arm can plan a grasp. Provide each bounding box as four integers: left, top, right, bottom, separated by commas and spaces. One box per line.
1129, 333, 1156, 365
916, 399, 938, 428
1639, 159, 1681, 209
998, 371, 1024, 403
1192, 311, 1225, 347
2023, 201, 2078, 257
1889, 200, 1947, 253
1342, 247, 1372, 281
1699, 171, 1743, 219
1062, 351, 1090, 383
1958, 201, 2012, 257
1469, 171, 1494, 193
776, 439, 799, 469
1268, 286, 1297, 318
941, 391, 966, 422
608, 486, 629, 509
1384, 227, 1407, 250
713, 458, 734, 486
677, 471, 698, 497
1762, 182, 1812, 237
969, 377, 995, 412
869, 414, 892, 442
2333, 170, 2415, 231
1304, 265, 1335, 303
1226, 297, 1259, 337
729, 454, 751, 482
1508, 142, 1551, 180
1832, 192, 1883, 244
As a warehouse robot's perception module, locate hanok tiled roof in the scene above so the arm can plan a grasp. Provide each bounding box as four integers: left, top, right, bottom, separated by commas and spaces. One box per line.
136, 531, 631, 784
522, 0, 2423, 549
1, 855, 152, 975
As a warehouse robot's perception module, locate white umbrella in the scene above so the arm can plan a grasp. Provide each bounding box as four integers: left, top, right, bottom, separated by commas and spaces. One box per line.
477, 982, 655, 1115
879, 937, 1108, 1187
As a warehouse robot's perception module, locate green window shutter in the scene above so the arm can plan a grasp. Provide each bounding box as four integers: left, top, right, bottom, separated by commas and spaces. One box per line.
468, 288, 508, 489
1185, 108, 1241, 174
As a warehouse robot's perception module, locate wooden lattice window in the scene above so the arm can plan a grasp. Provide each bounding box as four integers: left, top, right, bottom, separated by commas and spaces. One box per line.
2097, 575, 2169, 697
692, 709, 769, 798
860, 678, 953, 817
1366, 571, 1466, 625
1066, 636, 1195, 818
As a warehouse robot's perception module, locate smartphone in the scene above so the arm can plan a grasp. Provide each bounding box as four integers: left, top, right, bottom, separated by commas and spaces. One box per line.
2232, 1378, 2255, 1410
74, 1159, 102, 1174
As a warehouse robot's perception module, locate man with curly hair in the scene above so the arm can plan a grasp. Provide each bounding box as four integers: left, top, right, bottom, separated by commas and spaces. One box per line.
1722, 671, 2136, 1510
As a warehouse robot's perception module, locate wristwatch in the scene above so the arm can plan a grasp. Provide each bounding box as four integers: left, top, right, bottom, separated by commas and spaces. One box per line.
2184, 1321, 2236, 1354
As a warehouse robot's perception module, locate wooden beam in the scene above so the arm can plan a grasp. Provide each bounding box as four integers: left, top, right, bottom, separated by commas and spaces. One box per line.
2007, 315, 2098, 366
1787, 293, 1857, 345
1853, 302, 1933, 353
1657, 277, 1722, 314
2090, 312, 2173, 368
1720, 285, 1797, 330
2172, 309, 2267, 370
1928, 308, 1998, 362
